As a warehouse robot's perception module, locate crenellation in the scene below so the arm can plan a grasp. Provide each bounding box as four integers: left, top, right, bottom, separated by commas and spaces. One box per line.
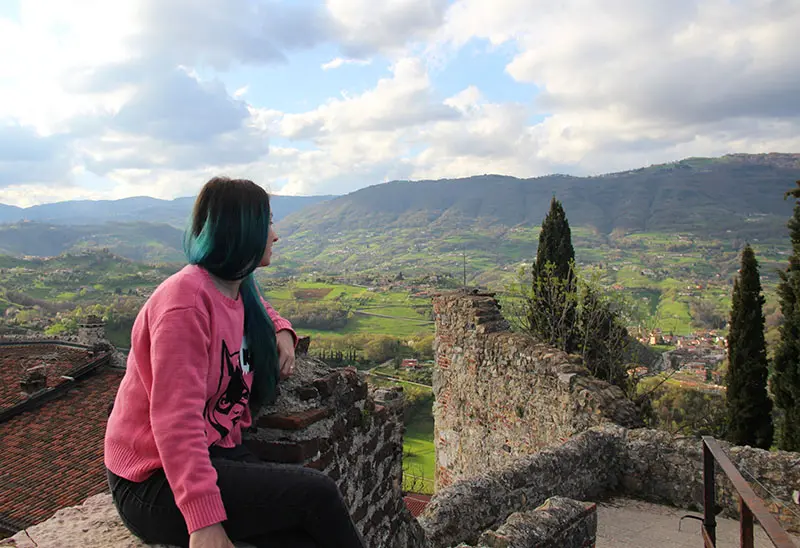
432, 291, 643, 491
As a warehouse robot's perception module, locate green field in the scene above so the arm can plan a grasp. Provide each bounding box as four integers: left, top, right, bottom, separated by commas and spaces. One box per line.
403, 400, 435, 495
258, 279, 435, 340
366, 373, 435, 495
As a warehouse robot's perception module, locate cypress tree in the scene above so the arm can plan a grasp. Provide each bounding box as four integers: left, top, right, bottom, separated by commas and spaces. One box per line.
773, 181, 800, 451
528, 197, 578, 352
725, 244, 773, 448
533, 197, 575, 281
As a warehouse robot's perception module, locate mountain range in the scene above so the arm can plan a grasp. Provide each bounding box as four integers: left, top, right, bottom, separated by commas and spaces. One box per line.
279, 153, 800, 237
0, 194, 334, 227
1, 153, 799, 272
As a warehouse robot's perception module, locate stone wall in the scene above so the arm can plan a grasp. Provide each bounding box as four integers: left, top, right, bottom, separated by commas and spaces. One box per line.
432, 290, 642, 490
7, 355, 425, 548
418, 426, 624, 547
622, 428, 800, 534
418, 424, 800, 547
469, 497, 597, 548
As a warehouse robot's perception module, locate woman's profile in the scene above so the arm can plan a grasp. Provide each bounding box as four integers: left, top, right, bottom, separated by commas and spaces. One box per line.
104, 177, 366, 548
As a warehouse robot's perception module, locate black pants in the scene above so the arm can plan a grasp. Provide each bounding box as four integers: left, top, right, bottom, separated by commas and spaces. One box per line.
107, 445, 366, 548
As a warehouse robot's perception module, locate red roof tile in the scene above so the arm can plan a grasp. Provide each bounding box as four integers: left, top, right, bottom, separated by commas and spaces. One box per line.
404, 493, 432, 518
0, 344, 100, 414
0, 347, 122, 530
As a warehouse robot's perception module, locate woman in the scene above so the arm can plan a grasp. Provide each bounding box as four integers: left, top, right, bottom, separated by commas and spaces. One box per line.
105, 177, 366, 548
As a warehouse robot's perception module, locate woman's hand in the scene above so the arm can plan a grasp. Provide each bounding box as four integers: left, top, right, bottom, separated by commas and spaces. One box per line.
277, 330, 296, 379
189, 523, 234, 548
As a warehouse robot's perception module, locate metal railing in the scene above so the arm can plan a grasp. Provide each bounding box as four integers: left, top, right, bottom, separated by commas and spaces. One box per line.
702, 436, 796, 548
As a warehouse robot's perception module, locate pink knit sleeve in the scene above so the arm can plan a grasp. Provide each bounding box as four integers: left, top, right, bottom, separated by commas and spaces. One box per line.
148, 307, 227, 533
261, 297, 298, 347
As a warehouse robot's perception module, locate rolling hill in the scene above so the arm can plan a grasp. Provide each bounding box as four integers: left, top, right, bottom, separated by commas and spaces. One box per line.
0, 194, 334, 226
0, 154, 798, 280
0, 194, 335, 263
269, 153, 800, 281
278, 153, 800, 237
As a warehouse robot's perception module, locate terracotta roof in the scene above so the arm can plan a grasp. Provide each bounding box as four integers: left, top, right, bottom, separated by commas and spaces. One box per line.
0, 344, 99, 414
404, 493, 432, 518
0, 350, 122, 531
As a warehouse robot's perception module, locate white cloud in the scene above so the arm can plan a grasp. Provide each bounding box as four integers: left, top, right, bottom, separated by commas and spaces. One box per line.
326, 0, 448, 55
321, 57, 372, 70
280, 58, 460, 139
434, 0, 800, 171
413, 87, 539, 180
0, 0, 321, 198
1, 0, 799, 206
0, 124, 74, 186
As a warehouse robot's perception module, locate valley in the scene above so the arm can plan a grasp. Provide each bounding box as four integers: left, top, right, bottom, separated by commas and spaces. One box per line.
1, 153, 797, 495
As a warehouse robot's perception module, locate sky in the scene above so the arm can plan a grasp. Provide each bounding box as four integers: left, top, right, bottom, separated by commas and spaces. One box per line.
0, 0, 798, 207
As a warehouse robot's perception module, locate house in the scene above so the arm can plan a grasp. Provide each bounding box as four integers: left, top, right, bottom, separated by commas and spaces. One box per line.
0, 342, 121, 537
401, 358, 419, 369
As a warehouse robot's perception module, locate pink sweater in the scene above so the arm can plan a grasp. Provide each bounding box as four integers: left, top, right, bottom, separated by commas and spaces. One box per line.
104, 264, 296, 533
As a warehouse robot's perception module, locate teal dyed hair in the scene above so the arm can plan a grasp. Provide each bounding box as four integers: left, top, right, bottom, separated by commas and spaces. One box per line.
183, 177, 279, 410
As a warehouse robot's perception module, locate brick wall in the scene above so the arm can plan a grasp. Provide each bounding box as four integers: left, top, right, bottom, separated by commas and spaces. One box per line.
431, 290, 642, 490
244, 357, 425, 548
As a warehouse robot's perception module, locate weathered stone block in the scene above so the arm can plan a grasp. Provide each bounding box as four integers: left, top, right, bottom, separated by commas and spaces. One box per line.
312, 373, 339, 398
431, 291, 642, 488
256, 406, 332, 430
475, 497, 597, 548
293, 385, 319, 401
244, 438, 320, 463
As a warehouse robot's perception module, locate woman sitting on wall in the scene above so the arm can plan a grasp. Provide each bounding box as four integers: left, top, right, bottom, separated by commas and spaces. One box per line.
104, 177, 366, 548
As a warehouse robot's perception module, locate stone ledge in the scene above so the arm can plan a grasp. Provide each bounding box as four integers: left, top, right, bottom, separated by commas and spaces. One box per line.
256, 406, 332, 430
468, 496, 597, 548
419, 425, 624, 548
3, 493, 256, 548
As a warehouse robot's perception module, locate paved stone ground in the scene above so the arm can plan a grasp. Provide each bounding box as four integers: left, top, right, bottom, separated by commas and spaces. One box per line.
597, 498, 800, 548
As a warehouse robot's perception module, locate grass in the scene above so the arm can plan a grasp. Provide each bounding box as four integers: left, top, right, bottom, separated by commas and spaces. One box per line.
402, 395, 435, 495
259, 280, 434, 339
656, 299, 693, 335
367, 373, 435, 494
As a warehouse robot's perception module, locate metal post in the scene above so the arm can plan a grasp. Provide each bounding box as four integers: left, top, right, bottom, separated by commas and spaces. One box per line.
703, 441, 717, 546
702, 436, 796, 548
740, 496, 754, 548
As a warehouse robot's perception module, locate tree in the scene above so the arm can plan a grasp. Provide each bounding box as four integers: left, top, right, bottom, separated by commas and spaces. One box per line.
725, 244, 773, 449
506, 264, 632, 393
690, 298, 726, 330
578, 284, 630, 389
533, 196, 575, 281
528, 197, 578, 352
772, 181, 800, 451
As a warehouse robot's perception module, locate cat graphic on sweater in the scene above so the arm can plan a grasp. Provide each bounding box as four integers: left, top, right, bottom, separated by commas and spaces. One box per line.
205, 339, 251, 440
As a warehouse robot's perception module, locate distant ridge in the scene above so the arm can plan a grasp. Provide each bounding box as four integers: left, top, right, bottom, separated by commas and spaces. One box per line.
0, 153, 798, 265
277, 153, 800, 237
0, 194, 336, 226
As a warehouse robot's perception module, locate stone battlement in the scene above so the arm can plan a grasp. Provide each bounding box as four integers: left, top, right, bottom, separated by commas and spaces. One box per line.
431, 290, 642, 490
420, 424, 800, 546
